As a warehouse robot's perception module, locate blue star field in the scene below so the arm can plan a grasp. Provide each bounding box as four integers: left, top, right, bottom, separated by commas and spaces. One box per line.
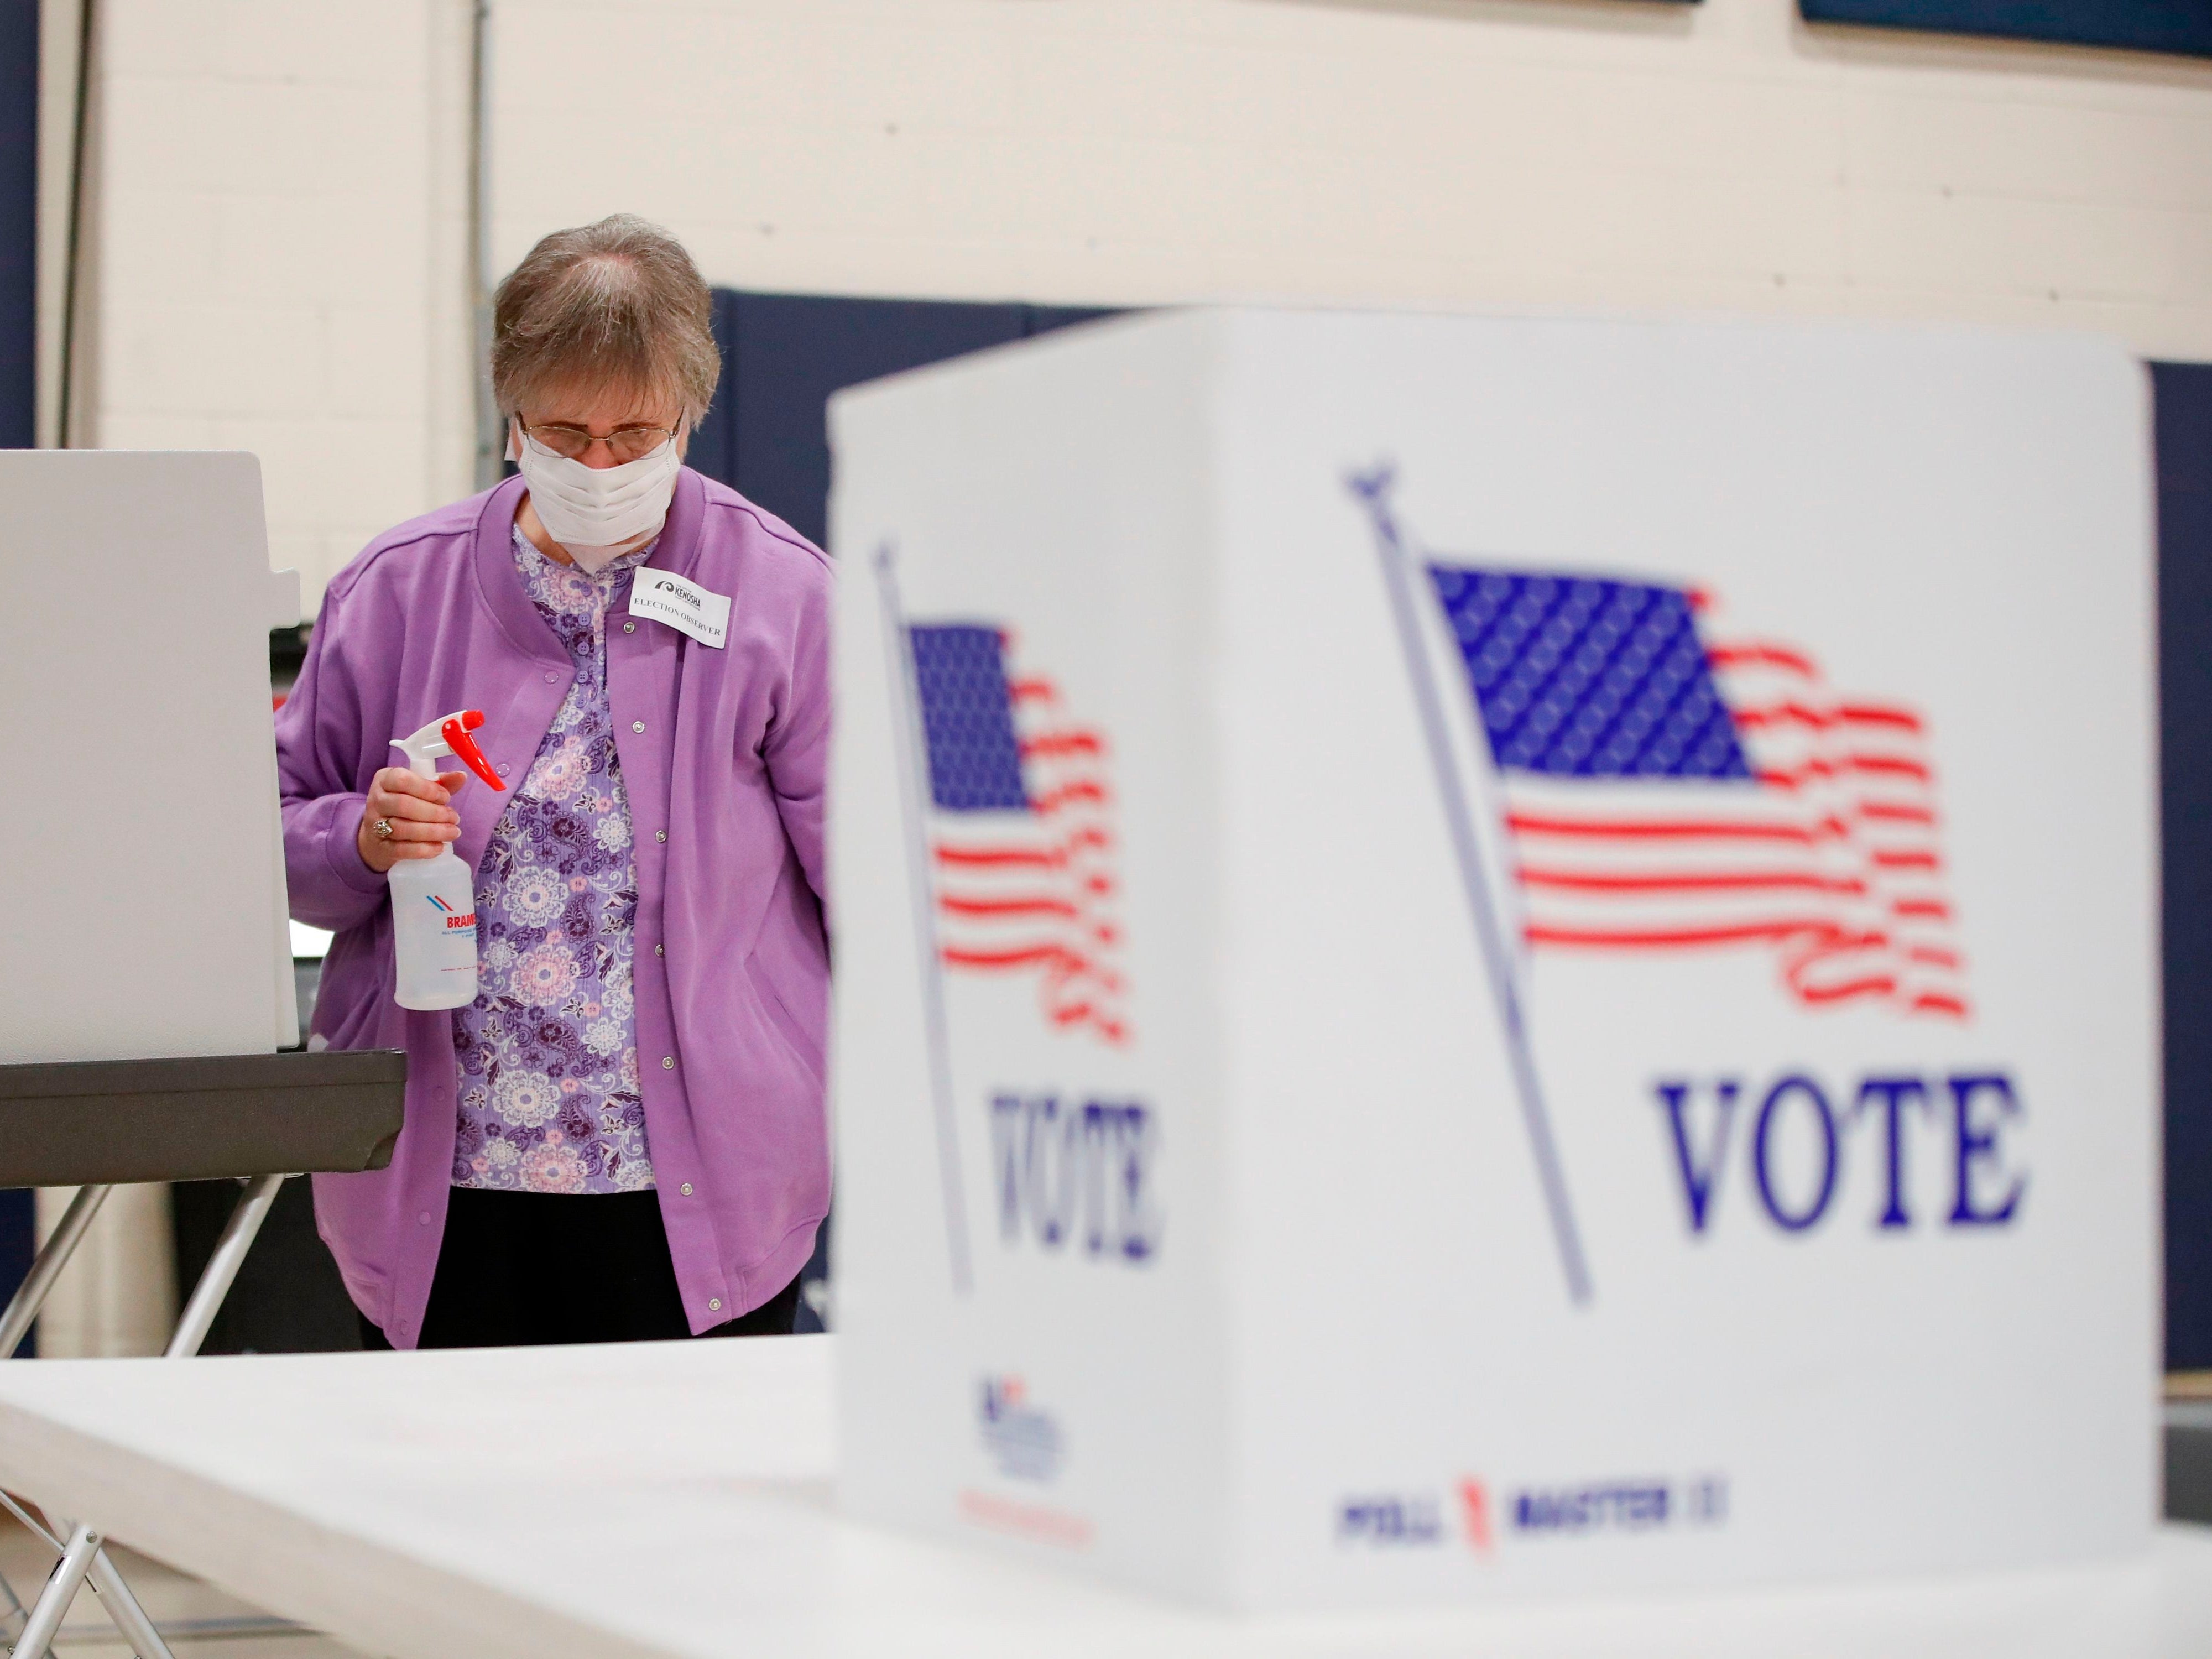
909, 624, 1031, 811
1426, 565, 1754, 781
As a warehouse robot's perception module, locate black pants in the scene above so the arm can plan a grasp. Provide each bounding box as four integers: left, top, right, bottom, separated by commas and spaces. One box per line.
358, 1186, 800, 1349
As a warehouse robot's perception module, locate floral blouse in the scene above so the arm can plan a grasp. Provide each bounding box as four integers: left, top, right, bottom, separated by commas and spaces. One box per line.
450, 525, 653, 1194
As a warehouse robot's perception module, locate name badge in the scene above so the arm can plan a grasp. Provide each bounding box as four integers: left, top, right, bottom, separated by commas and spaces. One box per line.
629, 571, 731, 649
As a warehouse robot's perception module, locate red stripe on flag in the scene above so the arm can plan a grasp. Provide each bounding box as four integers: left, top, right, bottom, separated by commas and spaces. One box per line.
1020, 729, 1104, 760
1872, 849, 1942, 872
1837, 703, 1923, 732
1891, 899, 1952, 920
1526, 919, 1866, 949
1733, 701, 1928, 735
1507, 812, 1848, 844
1707, 643, 1817, 676
1794, 975, 1898, 1005
940, 895, 1082, 920
1032, 780, 1110, 815
1857, 801, 1936, 826
1517, 867, 1869, 896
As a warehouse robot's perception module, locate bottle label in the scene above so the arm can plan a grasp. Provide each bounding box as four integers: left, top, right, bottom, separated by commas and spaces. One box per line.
424, 893, 477, 937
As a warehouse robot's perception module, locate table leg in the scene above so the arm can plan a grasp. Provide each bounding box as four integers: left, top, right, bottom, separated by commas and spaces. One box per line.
11, 1520, 100, 1658
165, 1175, 284, 1359
2, 1175, 283, 1657
84, 1542, 176, 1659
0, 1186, 112, 1361
0, 1185, 113, 1648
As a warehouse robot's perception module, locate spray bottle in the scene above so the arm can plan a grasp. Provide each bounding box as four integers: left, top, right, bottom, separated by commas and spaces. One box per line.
388, 709, 506, 1010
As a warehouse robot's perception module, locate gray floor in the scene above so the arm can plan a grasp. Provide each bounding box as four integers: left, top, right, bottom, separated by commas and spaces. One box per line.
0, 1521, 364, 1656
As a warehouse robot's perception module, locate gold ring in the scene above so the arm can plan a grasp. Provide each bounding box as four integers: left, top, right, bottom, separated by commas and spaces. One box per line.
372, 818, 395, 840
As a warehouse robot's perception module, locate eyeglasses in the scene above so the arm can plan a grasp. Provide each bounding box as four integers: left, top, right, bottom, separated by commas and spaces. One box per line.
517, 418, 681, 465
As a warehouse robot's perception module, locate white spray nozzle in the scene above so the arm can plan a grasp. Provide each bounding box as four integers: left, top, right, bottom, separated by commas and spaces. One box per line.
390, 709, 505, 791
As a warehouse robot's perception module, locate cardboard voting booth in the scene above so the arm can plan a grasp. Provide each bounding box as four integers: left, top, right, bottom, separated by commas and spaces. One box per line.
0, 451, 409, 1659
828, 309, 2158, 1610
1, 451, 301, 1065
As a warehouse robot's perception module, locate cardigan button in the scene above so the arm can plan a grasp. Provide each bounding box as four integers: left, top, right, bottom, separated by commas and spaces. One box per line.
544, 671, 558, 684
680, 1183, 693, 1196
632, 721, 645, 733
662, 1056, 675, 1070
655, 830, 666, 843
623, 620, 635, 633
708, 1298, 722, 1313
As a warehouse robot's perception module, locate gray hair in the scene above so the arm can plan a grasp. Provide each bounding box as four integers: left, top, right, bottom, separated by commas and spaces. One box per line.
491, 215, 720, 425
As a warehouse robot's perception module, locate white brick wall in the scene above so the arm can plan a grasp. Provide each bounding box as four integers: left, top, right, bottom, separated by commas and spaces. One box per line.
61, 0, 2212, 608
75, 0, 476, 603
492, 0, 2212, 360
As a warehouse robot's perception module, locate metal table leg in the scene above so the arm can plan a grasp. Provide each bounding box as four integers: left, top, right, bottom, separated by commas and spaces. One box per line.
4, 1175, 286, 1658
0, 1187, 110, 1361
0, 1185, 109, 1648
9, 1520, 100, 1658
165, 1175, 283, 1359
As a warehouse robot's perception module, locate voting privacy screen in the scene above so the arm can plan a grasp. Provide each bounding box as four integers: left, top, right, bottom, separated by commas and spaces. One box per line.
827, 309, 2158, 1610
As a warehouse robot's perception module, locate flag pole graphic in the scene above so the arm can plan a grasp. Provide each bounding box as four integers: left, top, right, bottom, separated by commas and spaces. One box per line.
1348, 467, 1593, 1307
872, 544, 975, 1296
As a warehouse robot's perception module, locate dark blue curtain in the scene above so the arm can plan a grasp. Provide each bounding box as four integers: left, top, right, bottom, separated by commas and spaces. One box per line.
0, 0, 30, 450
1801, 1, 2212, 58
2159, 361, 2212, 1368
689, 290, 1116, 549
0, 0, 36, 1350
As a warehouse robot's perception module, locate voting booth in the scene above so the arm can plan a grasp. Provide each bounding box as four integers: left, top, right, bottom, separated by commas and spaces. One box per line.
0, 451, 404, 1658
828, 310, 2159, 1609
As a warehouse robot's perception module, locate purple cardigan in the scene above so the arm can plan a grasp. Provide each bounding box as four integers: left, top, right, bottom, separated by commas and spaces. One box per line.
276, 470, 831, 1347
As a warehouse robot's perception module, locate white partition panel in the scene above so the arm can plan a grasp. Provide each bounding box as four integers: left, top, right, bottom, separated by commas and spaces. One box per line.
0, 451, 299, 1065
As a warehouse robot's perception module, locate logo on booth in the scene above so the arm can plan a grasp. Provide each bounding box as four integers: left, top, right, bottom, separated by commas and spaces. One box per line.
977, 1374, 1065, 1482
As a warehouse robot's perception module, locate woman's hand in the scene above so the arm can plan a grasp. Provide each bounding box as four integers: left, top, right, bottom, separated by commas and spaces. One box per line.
356, 768, 472, 873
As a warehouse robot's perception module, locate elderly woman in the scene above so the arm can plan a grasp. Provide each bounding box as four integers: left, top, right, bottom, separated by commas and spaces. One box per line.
277, 216, 829, 1348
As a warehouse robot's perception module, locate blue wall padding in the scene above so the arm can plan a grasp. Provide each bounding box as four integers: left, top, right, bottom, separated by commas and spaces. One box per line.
1, 0, 36, 450
0, 1190, 26, 1356
2158, 361, 2212, 1369
0, 0, 36, 1348
1801, 1, 2212, 58
691, 290, 1115, 550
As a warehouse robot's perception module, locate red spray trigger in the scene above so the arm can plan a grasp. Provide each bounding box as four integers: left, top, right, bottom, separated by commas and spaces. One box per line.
442, 711, 505, 791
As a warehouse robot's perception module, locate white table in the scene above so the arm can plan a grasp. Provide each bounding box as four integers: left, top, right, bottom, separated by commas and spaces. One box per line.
0, 1336, 2205, 1659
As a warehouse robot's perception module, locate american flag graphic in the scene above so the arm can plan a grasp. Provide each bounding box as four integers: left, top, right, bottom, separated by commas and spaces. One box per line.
908, 624, 1131, 1046
1425, 566, 1970, 1021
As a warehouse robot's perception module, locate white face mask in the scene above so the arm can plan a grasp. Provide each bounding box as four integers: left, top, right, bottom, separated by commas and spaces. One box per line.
511, 425, 683, 573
